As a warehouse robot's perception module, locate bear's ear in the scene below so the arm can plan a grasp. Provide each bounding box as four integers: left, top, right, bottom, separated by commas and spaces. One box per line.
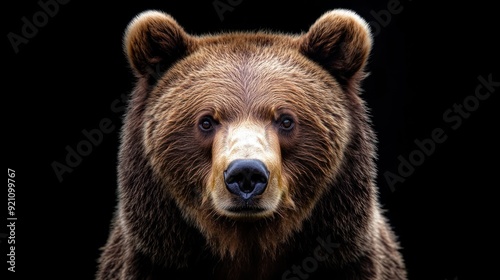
124, 10, 193, 83
298, 9, 372, 88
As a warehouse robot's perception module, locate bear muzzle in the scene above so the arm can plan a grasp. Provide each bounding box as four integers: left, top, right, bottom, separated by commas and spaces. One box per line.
210, 121, 286, 218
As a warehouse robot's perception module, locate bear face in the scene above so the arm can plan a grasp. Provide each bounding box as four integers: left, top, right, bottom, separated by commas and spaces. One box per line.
97, 9, 406, 280
142, 35, 354, 218
127, 8, 370, 253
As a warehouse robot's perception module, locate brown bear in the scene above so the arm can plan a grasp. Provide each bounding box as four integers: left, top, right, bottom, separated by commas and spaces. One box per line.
96, 9, 407, 280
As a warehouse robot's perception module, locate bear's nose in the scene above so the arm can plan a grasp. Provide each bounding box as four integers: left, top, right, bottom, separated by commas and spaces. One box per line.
224, 159, 269, 200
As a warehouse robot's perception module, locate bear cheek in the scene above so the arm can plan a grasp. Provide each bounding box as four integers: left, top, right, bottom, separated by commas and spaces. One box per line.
207, 122, 286, 217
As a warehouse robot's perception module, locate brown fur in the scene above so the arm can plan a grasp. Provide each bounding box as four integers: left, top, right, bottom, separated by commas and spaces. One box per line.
97, 9, 407, 279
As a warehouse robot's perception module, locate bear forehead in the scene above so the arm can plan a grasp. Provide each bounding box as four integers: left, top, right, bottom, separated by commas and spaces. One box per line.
178, 34, 320, 76
155, 33, 341, 106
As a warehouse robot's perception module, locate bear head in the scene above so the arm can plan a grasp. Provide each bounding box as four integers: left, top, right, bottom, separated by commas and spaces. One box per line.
119, 9, 375, 264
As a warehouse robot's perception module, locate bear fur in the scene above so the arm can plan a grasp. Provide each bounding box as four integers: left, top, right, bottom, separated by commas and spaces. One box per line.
96, 9, 407, 280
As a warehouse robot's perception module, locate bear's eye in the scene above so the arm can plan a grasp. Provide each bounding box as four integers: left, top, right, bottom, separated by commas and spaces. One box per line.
199, 117, 216, 132
279, 117, 295, 131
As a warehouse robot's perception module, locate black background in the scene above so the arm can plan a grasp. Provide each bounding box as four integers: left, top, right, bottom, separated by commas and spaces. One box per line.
3, 0, 498, 279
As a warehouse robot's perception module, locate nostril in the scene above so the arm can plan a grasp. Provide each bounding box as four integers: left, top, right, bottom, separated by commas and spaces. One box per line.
224, 173, 241, 185
252, 173, 267, 184
224, 159, 269, 198
223, 172, 240, 192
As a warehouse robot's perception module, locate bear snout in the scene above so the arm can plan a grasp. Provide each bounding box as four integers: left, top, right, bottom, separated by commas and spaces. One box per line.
209, 121, 286, 218
224, 159, 269, 200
